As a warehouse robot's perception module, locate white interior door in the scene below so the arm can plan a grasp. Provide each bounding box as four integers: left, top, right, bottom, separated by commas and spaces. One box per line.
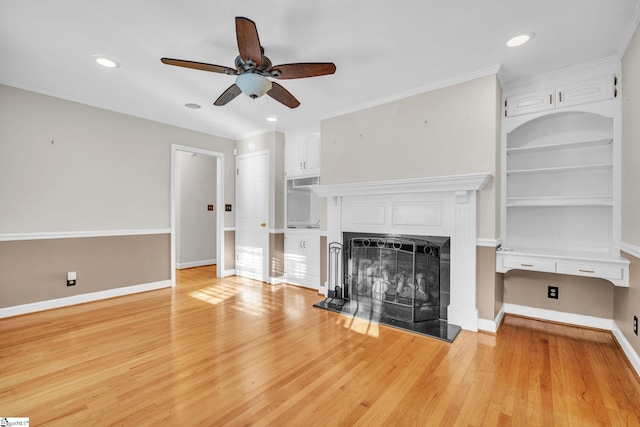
236, 151, 269, 281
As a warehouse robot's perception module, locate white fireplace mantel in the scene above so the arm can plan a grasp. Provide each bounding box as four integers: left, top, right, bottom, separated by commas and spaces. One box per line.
311, 173, 492, 199
312, 172, 492, 332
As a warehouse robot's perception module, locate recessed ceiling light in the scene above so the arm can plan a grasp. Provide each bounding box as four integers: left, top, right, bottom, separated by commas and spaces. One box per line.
506, 33, 535, 47
266, 116, 278, 122
93, 56, 120, 68
185, 103, 201, 109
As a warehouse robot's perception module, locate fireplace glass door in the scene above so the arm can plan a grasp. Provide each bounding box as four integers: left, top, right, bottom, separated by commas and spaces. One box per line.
344, 234, 449, 323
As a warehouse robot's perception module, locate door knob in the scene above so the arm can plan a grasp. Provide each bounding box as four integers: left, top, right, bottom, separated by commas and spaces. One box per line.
260, 222, 266, 228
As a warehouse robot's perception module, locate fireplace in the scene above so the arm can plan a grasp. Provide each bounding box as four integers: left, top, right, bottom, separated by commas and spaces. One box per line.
344, 233, 450, 323
312, 173, 492, 334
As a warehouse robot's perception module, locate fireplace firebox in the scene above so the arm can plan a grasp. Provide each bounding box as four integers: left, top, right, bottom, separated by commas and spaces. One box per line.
344, 233, 450, 323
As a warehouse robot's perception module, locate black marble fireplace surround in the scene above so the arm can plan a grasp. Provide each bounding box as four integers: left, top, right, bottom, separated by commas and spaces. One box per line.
314, 233, 461, 342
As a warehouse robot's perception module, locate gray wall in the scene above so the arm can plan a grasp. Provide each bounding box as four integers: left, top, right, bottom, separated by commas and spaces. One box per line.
0, 84, 235, 307
618, 22, 640, 355
175, 151, 217, 267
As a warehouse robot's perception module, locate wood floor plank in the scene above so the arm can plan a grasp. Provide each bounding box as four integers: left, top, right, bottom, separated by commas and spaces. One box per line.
1, 266, 639, 426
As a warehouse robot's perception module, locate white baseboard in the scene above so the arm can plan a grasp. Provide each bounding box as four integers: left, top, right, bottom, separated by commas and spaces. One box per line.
478, 304, 506, 333
176, 259, 216, 269
503, 303, 614, 330
222, 269, 236, 277
0, 280, 171, 319
620, 241, 640, 259
611, 321, 640, 377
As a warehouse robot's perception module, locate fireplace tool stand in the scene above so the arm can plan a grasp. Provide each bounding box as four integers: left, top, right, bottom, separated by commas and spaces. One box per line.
323, 242, 346, 308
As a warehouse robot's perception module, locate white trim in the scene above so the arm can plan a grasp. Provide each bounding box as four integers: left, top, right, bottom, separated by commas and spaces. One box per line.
477, 238, 502, 248
0, 229, 170, 242
171, 144, 226, 286
224, 227, 236, 232
620, 241, 640, 259
269, 228, 286, 234
176, 259, 216, 269
321, 65, 502, 120
223, 269, 236, 277
617, 1, 640, 59
267, 276, 286, 285
311, 173, 493, 198
0, 280, 171, 319
502, 57, 620, 91
504, 303, 613, 330
611, 321, 640, 378
235, 127, 284, 141
478, 304, 506, 334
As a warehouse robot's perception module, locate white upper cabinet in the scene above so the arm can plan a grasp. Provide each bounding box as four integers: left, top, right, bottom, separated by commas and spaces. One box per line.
556, 76, 617, 108
285, 132, 320, 178
505, 89, 555, 117
498, 64, 629, 286
505, 75, 616, 118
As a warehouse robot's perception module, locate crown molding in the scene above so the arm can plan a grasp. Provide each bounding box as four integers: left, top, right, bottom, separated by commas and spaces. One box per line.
502, 56, 621, 92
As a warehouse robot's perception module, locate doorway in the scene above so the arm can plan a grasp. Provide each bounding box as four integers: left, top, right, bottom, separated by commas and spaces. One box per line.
171, 144, 225, 286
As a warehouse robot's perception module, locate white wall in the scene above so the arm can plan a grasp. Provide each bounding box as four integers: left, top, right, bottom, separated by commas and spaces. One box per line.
176, 151, 217, 267
320, 75, 501, 239
622, 24, 640, 247
0, 84, 235, 234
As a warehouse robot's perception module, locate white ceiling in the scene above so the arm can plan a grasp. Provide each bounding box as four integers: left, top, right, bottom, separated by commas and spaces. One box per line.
1, 1, 639, 140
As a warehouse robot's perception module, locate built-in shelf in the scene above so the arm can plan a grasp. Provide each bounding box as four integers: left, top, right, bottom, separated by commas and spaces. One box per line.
506, 195, 613, 207
499, 69, 627, 286
506, 137, 612, 155
506, 163, 613, 176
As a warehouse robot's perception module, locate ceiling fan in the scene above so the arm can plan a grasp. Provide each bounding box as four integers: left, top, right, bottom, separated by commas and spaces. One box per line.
161, 17, 336, 109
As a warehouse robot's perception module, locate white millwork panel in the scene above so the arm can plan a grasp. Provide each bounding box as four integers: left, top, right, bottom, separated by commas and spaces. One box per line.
313, 173, 492, 331
499, 61, 629, 286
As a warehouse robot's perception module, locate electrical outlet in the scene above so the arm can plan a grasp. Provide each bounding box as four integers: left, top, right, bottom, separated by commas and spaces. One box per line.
548, 286, 558, 299
634, 315, 638, 336
67, 271, 76, 286
225, 204, 232, 212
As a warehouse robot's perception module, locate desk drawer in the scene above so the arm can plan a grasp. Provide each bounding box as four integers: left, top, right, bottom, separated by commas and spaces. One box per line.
502, 257, 556, 273
557, 263, 624, 280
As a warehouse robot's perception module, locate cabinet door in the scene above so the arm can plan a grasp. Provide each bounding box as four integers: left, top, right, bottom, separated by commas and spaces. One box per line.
556, 75, 615, 108
505, 89, 555, 117
284, 139, 303, 178
303, 134, 321, 175
284, 235, 305, 280
305, 236, 321, 280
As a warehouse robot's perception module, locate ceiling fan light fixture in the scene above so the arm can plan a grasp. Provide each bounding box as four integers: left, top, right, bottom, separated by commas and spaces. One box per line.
236, 73, 272, 99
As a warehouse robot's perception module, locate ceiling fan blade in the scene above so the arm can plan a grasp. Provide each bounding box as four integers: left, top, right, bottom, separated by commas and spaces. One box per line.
236, 17, 262, 67
270, 63, 336, 79
267, 82, 300, 109
161, 58, 236, 75
214, 84, 242, 106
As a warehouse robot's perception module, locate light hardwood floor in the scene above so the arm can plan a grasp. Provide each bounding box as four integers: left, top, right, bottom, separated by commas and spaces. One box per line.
1, 266, 639, 426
